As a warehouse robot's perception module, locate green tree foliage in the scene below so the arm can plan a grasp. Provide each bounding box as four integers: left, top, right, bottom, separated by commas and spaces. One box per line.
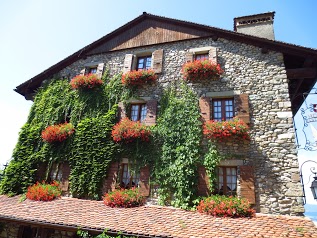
154, 83, 202, 209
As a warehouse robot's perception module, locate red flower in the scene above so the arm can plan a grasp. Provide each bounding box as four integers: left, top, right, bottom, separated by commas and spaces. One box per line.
182, 60, 224, 81
121, 69, 157, 86
26, 181, 61, 201
70, 73, 103, 89
111, 118, 151, 143
203, 117, 250, 142
103, 187, 145, 208
42, 122, 75, 143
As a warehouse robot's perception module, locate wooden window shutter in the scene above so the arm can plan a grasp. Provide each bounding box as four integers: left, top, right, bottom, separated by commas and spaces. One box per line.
118, 102, 127, 120
123, 54, 133, 73
80, 68, 86, 75
197, 165, 209, 196
209, 47, 218, 64
152, 49, 163, 73
104, 162, 119, 193
139, 165, 150, 196
59, 162, 70, 192
199, 97, 211, 122
96, 62, 104, 79
144, 99, 157, 126
185, 52, 194, 63
239, 165, 255, 204
235, 93, 250, 124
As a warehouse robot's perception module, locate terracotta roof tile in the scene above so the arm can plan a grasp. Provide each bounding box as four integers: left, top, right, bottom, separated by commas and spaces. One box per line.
0, 195, 316, 237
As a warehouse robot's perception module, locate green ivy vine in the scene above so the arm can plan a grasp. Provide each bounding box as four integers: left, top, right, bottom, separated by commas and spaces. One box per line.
154, 83, 202, 209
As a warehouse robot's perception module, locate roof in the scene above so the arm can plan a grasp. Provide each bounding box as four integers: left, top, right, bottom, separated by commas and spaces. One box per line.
15, 12, 317, 99
0, 195, 316, 237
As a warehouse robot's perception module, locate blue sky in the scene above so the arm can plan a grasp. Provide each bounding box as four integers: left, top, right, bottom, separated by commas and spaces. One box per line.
1, 0, 317, 207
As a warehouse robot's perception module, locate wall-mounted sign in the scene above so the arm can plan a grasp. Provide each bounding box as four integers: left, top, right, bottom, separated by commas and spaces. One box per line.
301, 103, 317, 151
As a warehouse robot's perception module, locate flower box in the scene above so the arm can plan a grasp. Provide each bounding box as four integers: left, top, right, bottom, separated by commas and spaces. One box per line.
103, 187, 145, 208
111, 118, 151, 143
42, 122, 75, 143
182, 60, 224, 81
70, 73, 103, 89
121, 69, 157, 86
203, 117, 249, 141
26, 181, 61, 201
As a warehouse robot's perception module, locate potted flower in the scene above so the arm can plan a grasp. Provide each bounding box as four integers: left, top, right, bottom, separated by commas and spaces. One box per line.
42, 122, 75, 143
203, 117, 249, 141
26, 181, 62, 201
121, 69, 157, 86
103, 187, 145, 208
111, 118, 151, 143
182, 60, 224, 81
70, 73, 103, 89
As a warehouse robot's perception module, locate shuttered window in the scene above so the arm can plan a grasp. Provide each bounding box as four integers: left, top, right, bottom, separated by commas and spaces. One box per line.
130, 103, 147, 122
215, 166, 237, 196
87, 67, 97, 74
212, 98, 234, 121
120, 163, 140, 189
137, 56, 152, 70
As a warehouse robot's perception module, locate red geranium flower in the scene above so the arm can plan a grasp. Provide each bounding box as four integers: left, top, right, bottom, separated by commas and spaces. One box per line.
42, 122, 75, 143
182, 60, 224, 81
121, 69, 157, 86
70, 73, 103, 89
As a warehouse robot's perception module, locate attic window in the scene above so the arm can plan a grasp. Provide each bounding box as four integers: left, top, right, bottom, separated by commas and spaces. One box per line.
195, 53, 209, 61
87, 67, 97, 74
137, 56, 152, 70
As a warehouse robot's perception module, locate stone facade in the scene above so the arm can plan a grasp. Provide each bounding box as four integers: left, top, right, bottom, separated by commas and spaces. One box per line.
50, 35, 304, 215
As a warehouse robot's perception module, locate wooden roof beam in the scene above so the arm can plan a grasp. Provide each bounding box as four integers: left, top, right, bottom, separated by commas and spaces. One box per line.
286, 67, 316, 79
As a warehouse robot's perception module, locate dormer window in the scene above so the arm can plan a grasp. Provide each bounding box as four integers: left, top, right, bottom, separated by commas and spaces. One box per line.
137, 56, 152, 70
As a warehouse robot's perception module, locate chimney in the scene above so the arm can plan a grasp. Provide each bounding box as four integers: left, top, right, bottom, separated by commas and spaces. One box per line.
234, 12, 275, 40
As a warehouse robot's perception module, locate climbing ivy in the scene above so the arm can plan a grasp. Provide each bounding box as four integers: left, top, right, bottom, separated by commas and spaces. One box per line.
0, 71, 125, 198
154, 83, 202, 209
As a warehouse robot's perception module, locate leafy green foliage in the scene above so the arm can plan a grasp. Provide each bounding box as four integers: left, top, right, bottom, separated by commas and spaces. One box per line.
154, 83, 202, 209
203, 144, 224, 192
77, 229, 137, 238
0, 71, 124, 198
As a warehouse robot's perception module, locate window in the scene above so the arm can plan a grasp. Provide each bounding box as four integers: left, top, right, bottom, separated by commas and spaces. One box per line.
212, 98, 234, 121
130, 103, 147, 122
195, 53, 209, 61
87, 67, 97, 74
120, 163, 140, 189
215, 167, 237, 196
137, 56, 152, 70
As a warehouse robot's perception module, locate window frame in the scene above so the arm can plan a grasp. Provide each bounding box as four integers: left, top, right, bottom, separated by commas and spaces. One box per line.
194, 53, 209, 61
119, 163, 140, 189
87, 66, 97, 74
136, 55, 152, 71
215, 166, 237, 196
212, 98, 234, 121
130, 103, 147, 122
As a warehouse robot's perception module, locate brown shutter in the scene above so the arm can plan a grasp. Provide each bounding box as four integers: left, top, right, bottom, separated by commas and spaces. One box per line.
185, 52, 194, 63
209, 47, 218, 64
235, 93, 250, 124
139, 165, 150, 196
239, 165, 255, 204
152, 49, 163, 73
199, 97, 211, 122
96, 62, 104, 79
103, 162, 119, 193
59, 162, 70, 192
144, 100, 157, 126
197, 165, 209, 196
123, 54, 133, 73
118, 102, 127, 120
80, 68, 86, 75
36, 162, 48, 181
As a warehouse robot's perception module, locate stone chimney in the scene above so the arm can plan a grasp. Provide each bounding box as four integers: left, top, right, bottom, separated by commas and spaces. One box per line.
234, 12, 275, 40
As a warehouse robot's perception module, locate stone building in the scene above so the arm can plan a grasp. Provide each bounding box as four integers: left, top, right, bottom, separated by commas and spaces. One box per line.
1, 12, 317, 238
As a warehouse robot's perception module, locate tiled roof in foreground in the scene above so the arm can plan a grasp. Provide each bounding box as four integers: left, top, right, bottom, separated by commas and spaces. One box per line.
0, 195, 316, 238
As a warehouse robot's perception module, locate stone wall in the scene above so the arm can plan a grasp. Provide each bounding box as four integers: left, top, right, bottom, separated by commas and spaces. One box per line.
56, 36, 304, 215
